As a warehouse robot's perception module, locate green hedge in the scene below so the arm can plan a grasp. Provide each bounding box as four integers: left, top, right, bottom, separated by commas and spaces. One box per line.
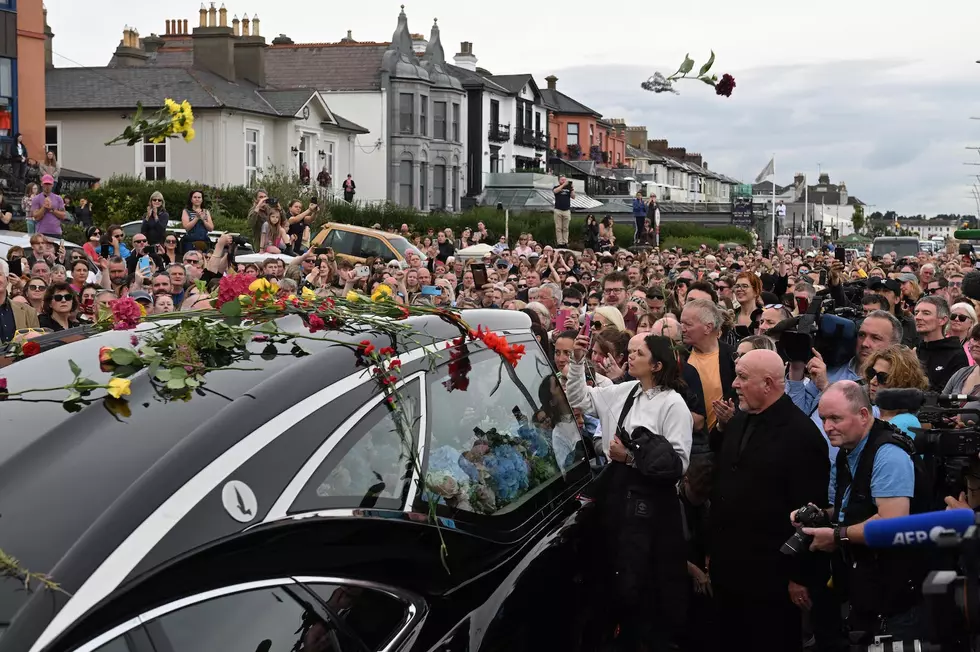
65, 176, 753, 250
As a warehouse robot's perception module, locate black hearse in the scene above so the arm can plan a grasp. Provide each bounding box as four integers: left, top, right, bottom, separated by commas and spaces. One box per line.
0, 309, 597, 652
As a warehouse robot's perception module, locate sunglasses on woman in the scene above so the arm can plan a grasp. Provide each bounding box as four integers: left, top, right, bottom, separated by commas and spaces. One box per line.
51, 293, 73, 302
951, 313, 974, 323
865, 369, 889, 385
28, 283, 46, 291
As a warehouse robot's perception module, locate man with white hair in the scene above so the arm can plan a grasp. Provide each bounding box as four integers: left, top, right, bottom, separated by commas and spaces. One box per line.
537, 282, 562, 324
681, 299, 737, 433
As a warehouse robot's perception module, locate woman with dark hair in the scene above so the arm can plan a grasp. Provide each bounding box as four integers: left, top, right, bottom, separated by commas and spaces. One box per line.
584, 214, 600, 251
38, 282, 79, 332
181, 189, 214, 253
598, 215, 615, 251
83, 225, 102, 261
566, 332, 693, 650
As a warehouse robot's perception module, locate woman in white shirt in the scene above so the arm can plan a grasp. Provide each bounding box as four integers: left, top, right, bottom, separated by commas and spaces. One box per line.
566, 331, 693, 650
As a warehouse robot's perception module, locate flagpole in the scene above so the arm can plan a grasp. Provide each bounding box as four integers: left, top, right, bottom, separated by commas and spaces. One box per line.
804, 175, 809, 239
771, 154, 776, 247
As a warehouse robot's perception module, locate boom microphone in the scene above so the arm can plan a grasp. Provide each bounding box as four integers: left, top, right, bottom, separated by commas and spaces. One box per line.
875, 388, 928, 412
863, 508, 976, 548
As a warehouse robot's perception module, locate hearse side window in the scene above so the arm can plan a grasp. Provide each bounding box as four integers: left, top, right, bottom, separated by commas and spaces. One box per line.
423, 346, 585, 517
323, 229, 357, 257
357, 235, 394, 261
145, 586, 358, 652
289, 379, 421, 513
304, 583, 410, 650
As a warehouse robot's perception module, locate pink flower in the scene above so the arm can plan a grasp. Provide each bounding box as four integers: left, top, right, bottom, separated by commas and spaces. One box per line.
0, 377, 7, 391
110, 297, 142, 330
130, 335, 139, 346
216, 274, 256, 308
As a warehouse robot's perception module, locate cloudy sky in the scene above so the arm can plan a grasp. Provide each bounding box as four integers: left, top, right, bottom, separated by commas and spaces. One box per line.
45, 0, 980, 216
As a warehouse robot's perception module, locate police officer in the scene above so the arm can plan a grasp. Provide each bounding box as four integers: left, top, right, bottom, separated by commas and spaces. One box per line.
793, 380, 927, 642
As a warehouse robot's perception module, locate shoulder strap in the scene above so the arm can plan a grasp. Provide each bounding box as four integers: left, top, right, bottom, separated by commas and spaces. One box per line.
617, 384, 642, 434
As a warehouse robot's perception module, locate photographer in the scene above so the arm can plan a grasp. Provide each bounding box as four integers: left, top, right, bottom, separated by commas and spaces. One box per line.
793, 381, 928, 643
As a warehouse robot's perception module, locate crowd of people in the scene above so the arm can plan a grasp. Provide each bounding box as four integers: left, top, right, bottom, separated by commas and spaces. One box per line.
7, 199, 980, 650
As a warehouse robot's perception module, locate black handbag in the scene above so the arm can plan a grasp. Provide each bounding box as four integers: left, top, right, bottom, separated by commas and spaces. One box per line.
615, 385, 684, 484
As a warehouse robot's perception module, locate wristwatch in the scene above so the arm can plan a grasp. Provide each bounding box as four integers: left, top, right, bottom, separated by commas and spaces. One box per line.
833, 525, 849, 545
625, 451, 636, 467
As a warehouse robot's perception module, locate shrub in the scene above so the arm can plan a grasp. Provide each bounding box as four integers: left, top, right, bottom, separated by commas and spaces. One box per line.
661, 236, 722, 252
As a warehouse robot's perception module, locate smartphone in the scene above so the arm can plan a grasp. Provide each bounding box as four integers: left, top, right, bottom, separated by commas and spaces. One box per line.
313, 247, 332, 256
309, 196, 318, 205
421, 285, 441, 296
796, 296, 810, 314
138, 256, 152, 277
581, 313, 593, 339
472, 263, 488, 287
9, 258, 22, 276
100, 244, 111, 258
355, 265, 370, 278
556, 309, 570, 329
835, 247, 846, 263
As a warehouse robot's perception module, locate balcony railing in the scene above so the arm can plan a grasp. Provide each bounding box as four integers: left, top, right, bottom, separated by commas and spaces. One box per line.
488, 122, 511, 143
513, 127, 535, 148
534, 131, 548, 150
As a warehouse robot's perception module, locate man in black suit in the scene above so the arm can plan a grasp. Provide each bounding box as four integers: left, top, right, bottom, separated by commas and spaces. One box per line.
709, 349, 830, 652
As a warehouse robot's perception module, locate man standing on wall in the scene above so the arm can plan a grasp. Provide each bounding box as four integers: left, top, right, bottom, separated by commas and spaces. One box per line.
553, 176, 574, 248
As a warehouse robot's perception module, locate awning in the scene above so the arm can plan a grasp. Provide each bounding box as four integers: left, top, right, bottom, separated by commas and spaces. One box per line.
482, 188, 603, 211
455, 243, 495, 260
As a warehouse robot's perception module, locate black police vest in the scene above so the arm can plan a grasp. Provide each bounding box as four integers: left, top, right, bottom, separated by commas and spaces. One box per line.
832, 419, 926, 615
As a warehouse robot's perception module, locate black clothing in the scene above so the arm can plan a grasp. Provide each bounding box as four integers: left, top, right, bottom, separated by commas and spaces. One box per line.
583, 222, 599, 251
832, 420, 926, 619
125, 249, 166, 277
0, 297, 16, 343
553, 183, 572, 211
916, 336, 969, 391
74, 204, 93, 228
38, 314, 79, 332
437, 240, 455, 263
0, 200, 11, 230
709, 394, 829, 651
141, 210, 170, 246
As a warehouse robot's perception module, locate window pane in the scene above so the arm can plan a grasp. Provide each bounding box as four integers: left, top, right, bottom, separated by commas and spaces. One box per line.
433, 164, 445, 209
305, 583, 409, 650
151, 586, 356, 652
0, 59, 10, 98
419, 162, 427, 210
357, 234, 394, 261
399, 159, 413, 208
155, 166, 167, 181
145, 167, 156, 181
143, 144, 154, 162
434, 102, 446, 140
290, 380, 420, 512
324, 229, 357, 256
156, 144, 166, 162
399, 93, 414, 135
423, 347, 582, 516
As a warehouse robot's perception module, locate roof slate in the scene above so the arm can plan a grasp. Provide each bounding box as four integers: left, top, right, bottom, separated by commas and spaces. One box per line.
445, 64, 509, 93
539, 88, 599, 116
265, 43, 388, 91
487, 73, 532, 96
46, 66, 280, 116
330, 112, 370, 134
258, 89, 316, 116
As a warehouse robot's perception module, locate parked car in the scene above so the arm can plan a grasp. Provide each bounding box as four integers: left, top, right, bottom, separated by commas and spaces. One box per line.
871, 236, 918, 260
120, 220, 254, 253
310, 223, 425, 265
0, 309, 598, 652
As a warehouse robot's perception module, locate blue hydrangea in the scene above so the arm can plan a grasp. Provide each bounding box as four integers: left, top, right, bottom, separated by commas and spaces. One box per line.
485, 444, 530, 502
427, 445, 470, 485
458, 455, 480, 483
514, 424, 551, 458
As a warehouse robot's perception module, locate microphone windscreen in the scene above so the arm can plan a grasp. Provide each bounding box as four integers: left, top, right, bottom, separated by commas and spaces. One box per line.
961, 271, 980, 301
875, 387, 926, 412
864, 509, 976, 548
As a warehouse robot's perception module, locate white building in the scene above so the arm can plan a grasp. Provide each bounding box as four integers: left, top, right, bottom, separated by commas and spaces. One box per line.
46, 17, 367, 190
626, 146, 737, 203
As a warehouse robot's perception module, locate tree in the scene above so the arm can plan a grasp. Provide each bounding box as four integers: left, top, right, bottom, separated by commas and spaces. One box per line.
852, 205, 865, 234
883, 210, 898, 222
869, 210, 884, 221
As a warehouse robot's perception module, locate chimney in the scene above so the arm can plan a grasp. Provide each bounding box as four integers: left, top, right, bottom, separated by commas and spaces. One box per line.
241, 14, 249, 36
340, 29, 356, 43
192, 2, 236, 81
666, 147, 687, 160
794, 172, 805, 187
545, 75, 557, 91
165, 19, 172, 35
43, 6, 54, 69
113, 26, 150, 67
218, 3, 227, 27
199, 3, 207, 27
818, 172, 830, 185
647, 139, 669, 154
453, 41, 477, 71
272, 33, 294, 45
625, 126, 647, 149
143, 33, 165, 54
232, 15, 240, 36
410, 32, 427, 54
183, 19, 189, 34
234, 15, 267, 86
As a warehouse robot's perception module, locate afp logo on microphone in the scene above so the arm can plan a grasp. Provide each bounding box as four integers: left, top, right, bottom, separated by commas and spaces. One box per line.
890, 525, 959, 546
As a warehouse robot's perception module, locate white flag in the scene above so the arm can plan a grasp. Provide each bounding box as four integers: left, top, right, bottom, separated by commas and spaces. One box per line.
754, 157, 775, 183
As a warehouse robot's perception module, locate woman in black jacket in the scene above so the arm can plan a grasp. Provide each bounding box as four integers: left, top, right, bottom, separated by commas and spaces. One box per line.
583, 214, 600, 251
141, 191, 170, 246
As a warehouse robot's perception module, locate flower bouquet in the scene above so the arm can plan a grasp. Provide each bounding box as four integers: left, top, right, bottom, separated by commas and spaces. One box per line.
106, 98, 196, 146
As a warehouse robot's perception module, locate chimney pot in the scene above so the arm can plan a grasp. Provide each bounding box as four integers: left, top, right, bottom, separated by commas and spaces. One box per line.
232, 14, 240, 36
199, 4, 207, 27
241, 15, 250, 36
208, 2, 217, 27
252, 15, 260, 37
165, 19, 171, 35
347, 29, 352, 38
219, 4, 228, 27
545, 74, 557, 91
182, 18, 188, 34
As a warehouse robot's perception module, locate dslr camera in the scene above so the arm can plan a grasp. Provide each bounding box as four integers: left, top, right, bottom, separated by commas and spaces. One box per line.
781, 504, 831, 556
229, 234, 249, 247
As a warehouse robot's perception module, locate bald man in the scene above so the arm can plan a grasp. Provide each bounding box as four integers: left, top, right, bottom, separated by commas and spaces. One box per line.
708, 349, 829, 652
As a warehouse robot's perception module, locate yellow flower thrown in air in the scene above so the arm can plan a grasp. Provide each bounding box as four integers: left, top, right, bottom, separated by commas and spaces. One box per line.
184, 127, 196, 143
107, 377, 132, 399
346, 291, 360, 302
371, 284, 393, 303
301, 286, 317, 301
164, 98, 180, 115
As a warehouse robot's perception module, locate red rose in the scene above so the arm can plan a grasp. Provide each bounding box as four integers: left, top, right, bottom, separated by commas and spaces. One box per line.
715, 73, 736, 97
22, 341, 40, 357
0, 377, 7, 391
307, 315, 326, 333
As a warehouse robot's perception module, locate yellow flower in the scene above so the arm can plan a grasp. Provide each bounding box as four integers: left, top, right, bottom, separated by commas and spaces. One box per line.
181, 99, 193, 118
301, 286, 317, 300
138, 304, 147, 317
164, 98, 180, 115
371, 284, 393, 303
106, 377, 132, 399
346, 291, 360, 302
249, 278, 274, 294
184, 127, 195, 143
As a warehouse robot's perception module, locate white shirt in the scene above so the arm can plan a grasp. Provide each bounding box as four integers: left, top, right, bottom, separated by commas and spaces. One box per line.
564, 360, 693, 472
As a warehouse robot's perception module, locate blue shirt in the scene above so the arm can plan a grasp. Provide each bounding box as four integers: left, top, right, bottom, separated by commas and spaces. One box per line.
887, 413, 921, 439
828, 434, 915, 521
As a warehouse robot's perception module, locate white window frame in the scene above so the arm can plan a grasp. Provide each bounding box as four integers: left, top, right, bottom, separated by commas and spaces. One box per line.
244, 121, 264, 186
135, 136, 170, 181
324, 140, 335, 178
44, 121, 62, 160
297, 132, 315, 174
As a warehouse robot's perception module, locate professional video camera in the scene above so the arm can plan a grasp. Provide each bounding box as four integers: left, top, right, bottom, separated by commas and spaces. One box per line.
769, 294, 860, 368
876, 388, 980, 502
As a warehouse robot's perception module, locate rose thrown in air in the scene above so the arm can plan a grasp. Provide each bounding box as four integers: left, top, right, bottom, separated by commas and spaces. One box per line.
641, 51, 736, 98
